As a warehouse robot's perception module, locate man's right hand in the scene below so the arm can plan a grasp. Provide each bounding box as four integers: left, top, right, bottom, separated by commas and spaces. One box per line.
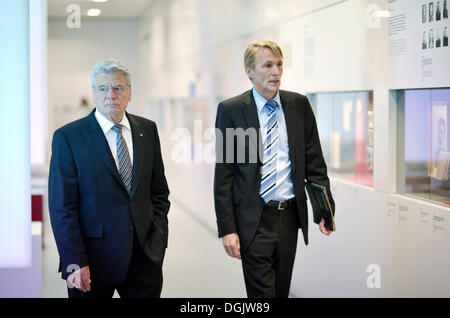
222, 233, 241, 259
67, 265, 91, 292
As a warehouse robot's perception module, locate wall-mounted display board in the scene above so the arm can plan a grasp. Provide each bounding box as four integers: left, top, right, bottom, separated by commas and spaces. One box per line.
399, 87, 450, 206
308, 91, 374, 186
389, 0, 449, 88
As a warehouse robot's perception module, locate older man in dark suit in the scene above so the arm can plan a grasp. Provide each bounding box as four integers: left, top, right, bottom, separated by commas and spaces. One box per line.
49, 59, 170, 298
214, 41, 335, 298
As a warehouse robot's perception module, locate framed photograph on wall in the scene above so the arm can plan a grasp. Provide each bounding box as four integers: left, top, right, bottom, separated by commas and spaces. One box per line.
423, 4, 428, 23
429, 2, 435, 22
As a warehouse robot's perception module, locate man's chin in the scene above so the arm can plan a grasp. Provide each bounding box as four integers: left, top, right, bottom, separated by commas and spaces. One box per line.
266, 87, 279, 95
110, 107, 126, 116
103, 110, 125, 123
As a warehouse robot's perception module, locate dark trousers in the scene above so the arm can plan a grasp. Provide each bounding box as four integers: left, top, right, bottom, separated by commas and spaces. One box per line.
67, 229, 163, 298
241, 204, 300, 298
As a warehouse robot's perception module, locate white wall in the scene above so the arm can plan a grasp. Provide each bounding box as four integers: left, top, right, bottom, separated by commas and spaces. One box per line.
138, 0, 450, 297
47, 19, 140, 161
0, 223, 42, 297
0, 0, 31, 269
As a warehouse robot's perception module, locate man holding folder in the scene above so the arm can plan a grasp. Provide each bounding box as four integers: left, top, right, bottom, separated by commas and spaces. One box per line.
214, 41, 335, 298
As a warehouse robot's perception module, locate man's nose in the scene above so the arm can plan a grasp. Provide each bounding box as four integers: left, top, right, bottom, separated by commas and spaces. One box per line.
106, 87, 117, 98
271, 65, 281, 75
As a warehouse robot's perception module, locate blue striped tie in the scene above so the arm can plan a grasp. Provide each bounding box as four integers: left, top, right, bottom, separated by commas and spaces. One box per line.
111, 124, 133, 193
260, 100, 279, 203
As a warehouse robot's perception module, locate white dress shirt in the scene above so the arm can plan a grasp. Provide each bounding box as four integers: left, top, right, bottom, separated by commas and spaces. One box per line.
253, 88, 295, 201
95, 110, 134, 170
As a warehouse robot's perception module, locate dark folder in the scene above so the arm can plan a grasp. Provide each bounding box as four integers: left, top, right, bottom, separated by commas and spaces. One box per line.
305, 181, 336, 232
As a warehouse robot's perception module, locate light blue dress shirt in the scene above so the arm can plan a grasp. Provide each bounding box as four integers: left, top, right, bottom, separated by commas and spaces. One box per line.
253, 88, 295, 201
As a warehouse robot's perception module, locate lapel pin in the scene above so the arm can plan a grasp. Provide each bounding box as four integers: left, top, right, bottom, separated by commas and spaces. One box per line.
139, 133, 143, 137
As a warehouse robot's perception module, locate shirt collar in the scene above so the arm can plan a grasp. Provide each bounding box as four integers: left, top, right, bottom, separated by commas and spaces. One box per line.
252, 88, 281, 114
95, 109, 131, 134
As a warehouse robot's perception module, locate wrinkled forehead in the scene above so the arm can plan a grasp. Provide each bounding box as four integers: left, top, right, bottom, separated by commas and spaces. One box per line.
95, 71, 128, 86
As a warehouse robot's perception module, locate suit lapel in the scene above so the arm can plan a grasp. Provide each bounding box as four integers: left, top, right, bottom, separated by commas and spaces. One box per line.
241, 90, 262, 158
280, 91, 297, 171
84, 111, 125, 189
127, 113, 145, 199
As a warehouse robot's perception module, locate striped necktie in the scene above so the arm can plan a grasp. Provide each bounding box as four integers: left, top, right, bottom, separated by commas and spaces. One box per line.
260, 100, 279, 203
111, 124, 133, 193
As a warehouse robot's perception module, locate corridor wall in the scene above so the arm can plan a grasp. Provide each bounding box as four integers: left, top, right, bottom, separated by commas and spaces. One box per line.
138, 0, 450, 297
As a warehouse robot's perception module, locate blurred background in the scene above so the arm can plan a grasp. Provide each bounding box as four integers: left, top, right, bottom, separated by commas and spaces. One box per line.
0, 0, 449, 298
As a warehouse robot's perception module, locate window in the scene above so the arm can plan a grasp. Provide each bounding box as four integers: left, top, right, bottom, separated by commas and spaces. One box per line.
308, 91, 374, 186
403, 88, 450, 206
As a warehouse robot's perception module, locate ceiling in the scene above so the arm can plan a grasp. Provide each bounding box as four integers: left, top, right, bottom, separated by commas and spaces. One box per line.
47, 0, 155, 19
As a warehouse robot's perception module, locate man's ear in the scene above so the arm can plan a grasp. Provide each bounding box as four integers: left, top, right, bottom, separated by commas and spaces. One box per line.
246, 67, 253, 81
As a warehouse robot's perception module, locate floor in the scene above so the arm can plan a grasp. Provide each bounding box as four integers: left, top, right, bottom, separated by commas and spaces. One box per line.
41, 200, 247, 298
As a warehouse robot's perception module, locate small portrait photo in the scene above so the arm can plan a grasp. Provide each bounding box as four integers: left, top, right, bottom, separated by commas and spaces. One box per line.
444, 26, 449, 46
429, 28, 435, 48
422, 31, 428, 49
437, 0, 442, 20
429, 2, 435, 22
436, 27, 442, 47
423, 4, 428, 23
444, 0, 448, 18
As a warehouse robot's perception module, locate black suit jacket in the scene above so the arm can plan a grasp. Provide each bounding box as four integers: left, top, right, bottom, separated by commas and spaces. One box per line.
48, 110, 170, 284
214, 90, 334, 252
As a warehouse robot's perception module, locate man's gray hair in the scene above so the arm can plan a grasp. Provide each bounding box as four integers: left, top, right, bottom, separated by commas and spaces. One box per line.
90, 58, 131, 87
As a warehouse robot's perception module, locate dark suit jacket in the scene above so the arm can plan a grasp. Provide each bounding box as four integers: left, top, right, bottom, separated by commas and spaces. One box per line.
48, 110, 170, 284
214, 89, 334, 252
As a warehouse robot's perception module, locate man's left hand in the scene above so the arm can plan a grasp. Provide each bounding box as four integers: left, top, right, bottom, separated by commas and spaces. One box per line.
319, 219, 332, 236
68, 265, 91, 292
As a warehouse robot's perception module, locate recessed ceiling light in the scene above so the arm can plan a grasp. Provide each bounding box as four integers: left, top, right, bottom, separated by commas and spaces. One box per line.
265, 10, 277, 19
377, 10, 391, 18
87, 9, 101, 16
92, 0, 108, 3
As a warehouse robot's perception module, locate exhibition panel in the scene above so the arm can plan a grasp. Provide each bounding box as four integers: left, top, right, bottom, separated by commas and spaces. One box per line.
404, 88, 450, 206
309, 91, 374, 186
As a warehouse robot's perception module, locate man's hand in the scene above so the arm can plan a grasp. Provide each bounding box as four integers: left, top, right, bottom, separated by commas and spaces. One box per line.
222, 233, 241, 259
68, 265, 91, 292
319, 219, 332, 236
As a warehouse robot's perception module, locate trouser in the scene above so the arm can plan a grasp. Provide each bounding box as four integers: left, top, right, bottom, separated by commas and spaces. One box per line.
67, 229, 163, 298
241, 204, 300, 298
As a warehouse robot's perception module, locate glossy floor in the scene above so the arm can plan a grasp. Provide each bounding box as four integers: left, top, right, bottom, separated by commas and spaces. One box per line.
41, 200, 246, 298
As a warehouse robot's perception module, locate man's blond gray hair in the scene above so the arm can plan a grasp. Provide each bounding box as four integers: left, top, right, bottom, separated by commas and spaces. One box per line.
90, 58, 131, 87
244, 41, 283, 72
